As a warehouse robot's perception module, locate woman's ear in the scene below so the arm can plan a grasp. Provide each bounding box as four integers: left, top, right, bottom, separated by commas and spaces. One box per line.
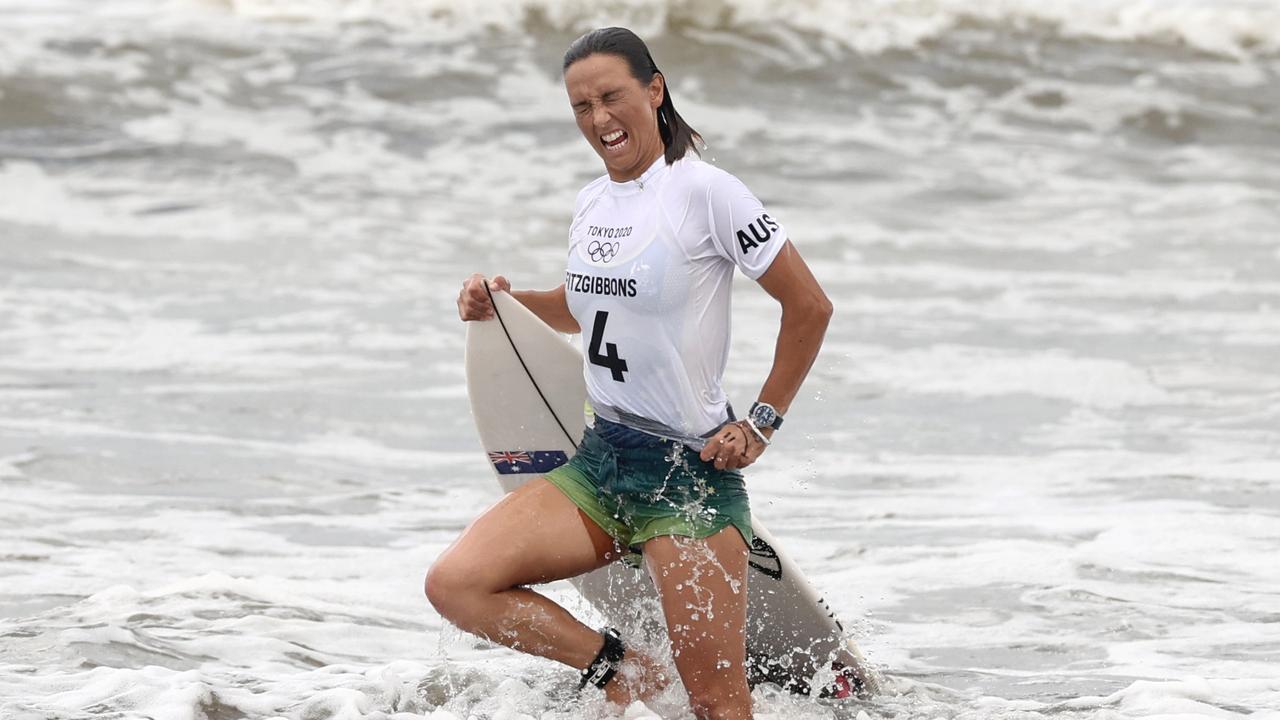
650, 74, 665, 109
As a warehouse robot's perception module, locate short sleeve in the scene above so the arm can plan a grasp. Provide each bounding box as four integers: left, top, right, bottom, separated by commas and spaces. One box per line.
705, 170, 788, 280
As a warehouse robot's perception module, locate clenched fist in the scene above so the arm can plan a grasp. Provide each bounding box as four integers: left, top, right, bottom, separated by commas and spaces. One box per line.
457, 273, 511, 321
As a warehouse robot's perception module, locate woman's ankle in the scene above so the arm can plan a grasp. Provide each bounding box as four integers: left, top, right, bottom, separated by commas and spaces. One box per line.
603, 649, 671, 707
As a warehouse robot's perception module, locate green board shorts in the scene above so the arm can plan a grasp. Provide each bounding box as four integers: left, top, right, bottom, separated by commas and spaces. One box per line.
544, 421, 754, 568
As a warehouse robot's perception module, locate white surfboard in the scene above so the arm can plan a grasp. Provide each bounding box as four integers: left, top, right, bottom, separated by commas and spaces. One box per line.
465, 289, 878, 696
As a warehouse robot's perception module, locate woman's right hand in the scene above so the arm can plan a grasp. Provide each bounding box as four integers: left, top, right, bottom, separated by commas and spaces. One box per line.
457, 273, 511, 321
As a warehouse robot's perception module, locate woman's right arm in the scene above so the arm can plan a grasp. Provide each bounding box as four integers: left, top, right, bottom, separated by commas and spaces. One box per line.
457, 274, 581, 334
510, 285, 580, 333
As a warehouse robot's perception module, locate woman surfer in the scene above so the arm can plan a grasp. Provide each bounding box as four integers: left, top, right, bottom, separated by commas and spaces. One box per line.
427, 27, 834, 720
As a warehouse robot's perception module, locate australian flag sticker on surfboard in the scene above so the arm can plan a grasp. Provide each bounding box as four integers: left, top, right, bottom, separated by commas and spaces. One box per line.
487, 450, 569, 475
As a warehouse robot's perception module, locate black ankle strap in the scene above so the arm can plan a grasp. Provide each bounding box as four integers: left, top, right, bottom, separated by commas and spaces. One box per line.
578, 628, 626, 690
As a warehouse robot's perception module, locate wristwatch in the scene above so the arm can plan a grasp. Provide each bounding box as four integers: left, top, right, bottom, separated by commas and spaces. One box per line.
748, 402, 784, 432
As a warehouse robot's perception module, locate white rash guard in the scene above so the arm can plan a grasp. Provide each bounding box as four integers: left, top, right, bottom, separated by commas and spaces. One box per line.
564, 155, 788, 444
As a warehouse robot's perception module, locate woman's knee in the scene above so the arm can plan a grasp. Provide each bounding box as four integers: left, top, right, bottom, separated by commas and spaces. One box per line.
424, 555, 486, 619
685, 681, 753, 720
676, 658, 752, 719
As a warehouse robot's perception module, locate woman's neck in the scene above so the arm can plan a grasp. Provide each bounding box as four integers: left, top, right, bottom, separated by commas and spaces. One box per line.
607, 145, 665, 183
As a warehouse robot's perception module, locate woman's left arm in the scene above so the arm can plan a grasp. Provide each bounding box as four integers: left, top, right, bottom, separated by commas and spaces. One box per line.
701, 240, 832, 469
753, 239, 833, 427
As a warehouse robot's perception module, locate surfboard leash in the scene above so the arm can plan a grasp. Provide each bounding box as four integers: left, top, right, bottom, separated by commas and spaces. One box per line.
482, 281, 579, 450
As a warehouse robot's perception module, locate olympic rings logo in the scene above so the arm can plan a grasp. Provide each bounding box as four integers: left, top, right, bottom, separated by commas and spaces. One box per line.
587, 240, 620, 263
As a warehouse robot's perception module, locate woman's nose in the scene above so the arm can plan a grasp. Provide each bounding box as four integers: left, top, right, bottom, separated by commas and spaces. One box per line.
592, 104, 611, 129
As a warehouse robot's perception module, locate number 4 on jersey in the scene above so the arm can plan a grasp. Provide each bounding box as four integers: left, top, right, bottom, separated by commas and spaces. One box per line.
588, 310, 628, 382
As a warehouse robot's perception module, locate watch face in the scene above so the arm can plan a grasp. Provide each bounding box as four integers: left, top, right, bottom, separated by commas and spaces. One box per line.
752, 404, 777, 428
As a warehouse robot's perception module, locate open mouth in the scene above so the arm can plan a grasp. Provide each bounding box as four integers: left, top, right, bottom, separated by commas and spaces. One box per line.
601, 129, 629, 151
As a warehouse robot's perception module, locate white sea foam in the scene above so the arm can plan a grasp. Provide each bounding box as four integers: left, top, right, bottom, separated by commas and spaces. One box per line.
4, 0, 1279, 57
139, 0, 1280, 58
829, 344, 1173, 408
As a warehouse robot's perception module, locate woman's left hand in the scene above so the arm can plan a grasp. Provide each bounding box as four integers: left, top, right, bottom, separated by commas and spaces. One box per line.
700, 421, 767, 471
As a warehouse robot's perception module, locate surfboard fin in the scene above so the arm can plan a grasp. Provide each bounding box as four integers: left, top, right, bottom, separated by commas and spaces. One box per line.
817, 661, 868, 699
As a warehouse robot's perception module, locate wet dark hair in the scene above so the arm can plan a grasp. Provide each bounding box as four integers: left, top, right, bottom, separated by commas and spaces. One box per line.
562, 27, 702, 165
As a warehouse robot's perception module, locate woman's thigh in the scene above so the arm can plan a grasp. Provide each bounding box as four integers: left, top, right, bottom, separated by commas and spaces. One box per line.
643, 527, 752, 707
432, 477, 620, 592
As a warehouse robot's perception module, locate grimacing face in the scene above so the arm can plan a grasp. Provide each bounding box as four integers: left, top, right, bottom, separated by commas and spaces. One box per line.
564, 53, 665, 182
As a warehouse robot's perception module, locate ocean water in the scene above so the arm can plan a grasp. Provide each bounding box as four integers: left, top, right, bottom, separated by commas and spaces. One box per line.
2, 0, 1279, 718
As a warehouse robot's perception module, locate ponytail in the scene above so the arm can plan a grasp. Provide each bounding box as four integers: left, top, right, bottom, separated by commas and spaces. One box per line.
654, 72, 702, 163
